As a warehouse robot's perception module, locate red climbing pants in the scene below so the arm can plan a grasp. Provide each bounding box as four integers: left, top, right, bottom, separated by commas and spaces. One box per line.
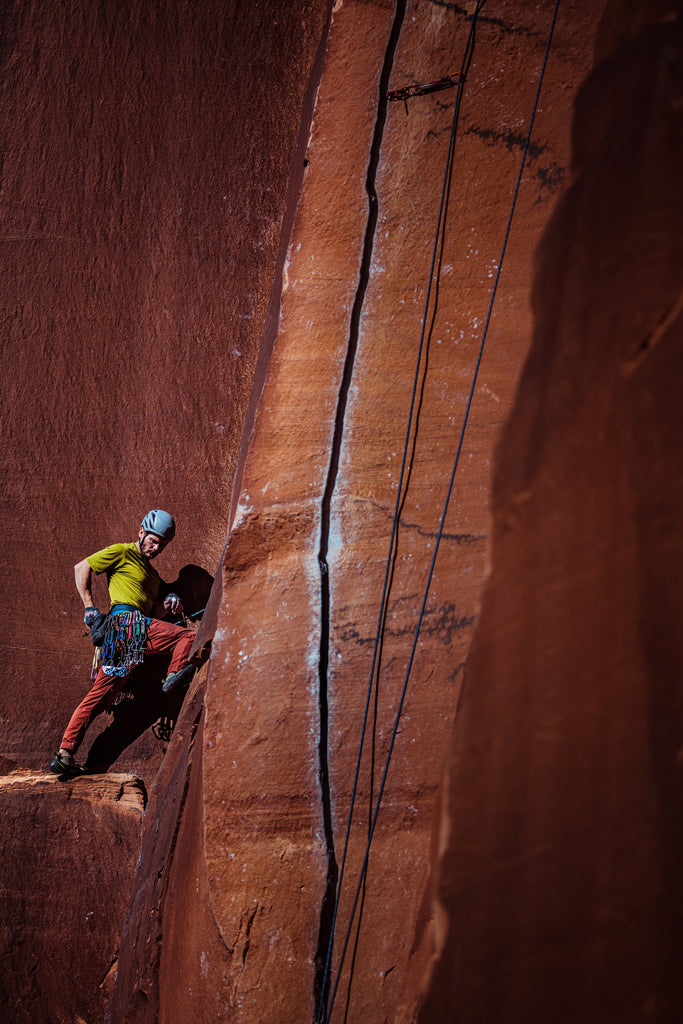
60, 618, 194, 754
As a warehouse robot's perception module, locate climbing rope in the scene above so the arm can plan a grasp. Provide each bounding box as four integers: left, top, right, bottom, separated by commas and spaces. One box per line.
315, 3, 486, 1021
173, 605, 206, 626
320, 0, 562, 1019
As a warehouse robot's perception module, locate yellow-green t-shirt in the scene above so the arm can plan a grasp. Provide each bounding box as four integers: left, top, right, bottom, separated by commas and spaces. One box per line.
87, 543, 161, 615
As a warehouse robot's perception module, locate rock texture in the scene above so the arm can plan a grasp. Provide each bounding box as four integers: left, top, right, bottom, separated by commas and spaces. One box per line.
0, 768, 144, 1024
110, 2, 604, 1023
0, 2, 331, 1021
0, 0, 331, 784
418, 1, 683, 1021
8, 0, 678, 1022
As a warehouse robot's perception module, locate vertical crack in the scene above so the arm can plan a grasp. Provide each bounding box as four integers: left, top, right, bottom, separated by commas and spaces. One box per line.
314, 0, 407, 1018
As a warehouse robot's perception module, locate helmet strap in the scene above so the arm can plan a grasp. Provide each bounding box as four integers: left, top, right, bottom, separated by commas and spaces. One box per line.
137, 532, 150, 563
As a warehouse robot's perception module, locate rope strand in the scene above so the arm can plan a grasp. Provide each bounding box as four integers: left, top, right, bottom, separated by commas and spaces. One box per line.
323, 1, 562, 1018
315, 4, 487, 1022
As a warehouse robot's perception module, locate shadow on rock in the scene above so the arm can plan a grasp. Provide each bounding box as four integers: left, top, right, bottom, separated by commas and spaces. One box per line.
163, 563, 214, 619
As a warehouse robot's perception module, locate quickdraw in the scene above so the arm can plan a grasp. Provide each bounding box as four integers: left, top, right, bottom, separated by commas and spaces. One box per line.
387, 72, 461, 114
93, 610, 149, 679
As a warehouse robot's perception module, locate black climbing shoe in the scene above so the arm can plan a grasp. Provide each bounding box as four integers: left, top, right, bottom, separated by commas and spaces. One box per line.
50, 751, 87, 776
161, 663, 195, 695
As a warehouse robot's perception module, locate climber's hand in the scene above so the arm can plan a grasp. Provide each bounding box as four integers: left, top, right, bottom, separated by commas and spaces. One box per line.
164, 593, 183, 616
83, 606, 100, 627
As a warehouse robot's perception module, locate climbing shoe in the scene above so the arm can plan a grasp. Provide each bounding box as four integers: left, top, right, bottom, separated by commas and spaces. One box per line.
161, 663, 195, 695
50, 751, 87, 776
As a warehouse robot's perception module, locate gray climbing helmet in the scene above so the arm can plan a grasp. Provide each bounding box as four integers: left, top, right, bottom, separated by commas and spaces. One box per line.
141, 509, 176, 541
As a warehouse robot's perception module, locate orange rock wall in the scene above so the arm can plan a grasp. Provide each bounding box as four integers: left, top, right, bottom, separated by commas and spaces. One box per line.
0, 0, 330, 783
113, 2, 604, 1022
7, 0, 674, 1022
0, 2, 330, 1021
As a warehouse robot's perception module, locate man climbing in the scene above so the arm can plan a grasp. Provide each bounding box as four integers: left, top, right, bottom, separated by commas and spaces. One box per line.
50, 509, 197, 776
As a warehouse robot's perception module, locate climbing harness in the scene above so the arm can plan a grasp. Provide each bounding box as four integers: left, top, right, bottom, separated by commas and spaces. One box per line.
318, 0, 563, 1019
387, 72, 461, 114
91, 608, 150, 679
89, 605, 204, 678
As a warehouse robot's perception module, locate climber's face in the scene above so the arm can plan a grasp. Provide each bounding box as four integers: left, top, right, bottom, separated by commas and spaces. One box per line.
137, 529, 168, 560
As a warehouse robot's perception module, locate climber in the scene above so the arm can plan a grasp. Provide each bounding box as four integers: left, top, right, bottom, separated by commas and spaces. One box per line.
50, 509, 197, 776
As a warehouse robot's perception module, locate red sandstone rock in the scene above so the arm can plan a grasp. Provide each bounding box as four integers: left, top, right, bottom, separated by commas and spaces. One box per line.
137, 2, 603, 1022
0, 0, 331, 784
0, 770, 143, 1024
418, 2, 683, 1020
8, 0, 658, 1020
107, 668, 218, 1024
0, 1, 333, 1020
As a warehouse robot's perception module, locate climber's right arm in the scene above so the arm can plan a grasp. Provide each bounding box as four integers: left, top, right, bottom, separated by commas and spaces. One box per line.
74, 558, 95, 610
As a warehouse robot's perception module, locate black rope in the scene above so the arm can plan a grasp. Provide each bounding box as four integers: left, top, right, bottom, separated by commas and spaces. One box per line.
314, 4, 486, 1022
322, 0, 562, 1019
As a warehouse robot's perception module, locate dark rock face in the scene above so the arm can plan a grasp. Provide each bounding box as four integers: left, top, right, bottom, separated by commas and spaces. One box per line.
106, 670, 219, 1024
418, 2, 683, 1021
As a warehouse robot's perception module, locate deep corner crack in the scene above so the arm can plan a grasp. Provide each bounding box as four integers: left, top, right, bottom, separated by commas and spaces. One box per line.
313, 0, 408, 1017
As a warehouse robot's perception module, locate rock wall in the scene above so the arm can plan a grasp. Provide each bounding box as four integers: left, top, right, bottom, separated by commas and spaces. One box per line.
109, 2, 604, 1023
0, 771, 144, 1024
7, 0, 673, 1021
418, 1, 683, 1021
0, 2, 330, 1020
0, 0, 330, 783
